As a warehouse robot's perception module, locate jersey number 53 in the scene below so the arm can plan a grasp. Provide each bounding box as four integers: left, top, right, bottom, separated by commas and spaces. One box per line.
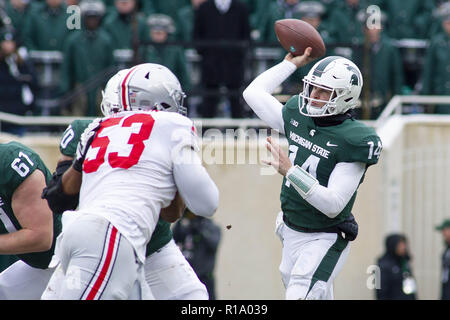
83, 114, 155, 173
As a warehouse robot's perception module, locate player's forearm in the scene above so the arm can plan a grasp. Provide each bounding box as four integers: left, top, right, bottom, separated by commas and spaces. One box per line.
0, 228, 52, 254
61, 166, 82, 195
173, 148, 219, 218
160, 192, 186, 223
288, 162, 366, 218
243, 60, 297, 133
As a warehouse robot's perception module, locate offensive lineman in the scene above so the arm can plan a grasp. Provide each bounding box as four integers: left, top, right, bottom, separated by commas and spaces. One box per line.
0, 142, 62, 299
43, 63, 219, 299
42, 68, 209, 300
243, 48, 382, 299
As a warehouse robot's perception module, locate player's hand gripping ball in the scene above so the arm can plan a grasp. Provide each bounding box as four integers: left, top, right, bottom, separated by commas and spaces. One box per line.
274, 19, 326, 58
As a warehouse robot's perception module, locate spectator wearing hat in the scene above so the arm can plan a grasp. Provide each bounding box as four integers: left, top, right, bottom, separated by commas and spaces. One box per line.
0, 28, 37, 135
142, 14, 191, 92
436, 218, 450, 300
59, 0, 114, 116
421, 1, 450, 114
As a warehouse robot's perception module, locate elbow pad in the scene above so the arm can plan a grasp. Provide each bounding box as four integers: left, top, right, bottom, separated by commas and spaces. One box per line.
41, 160, 79, 214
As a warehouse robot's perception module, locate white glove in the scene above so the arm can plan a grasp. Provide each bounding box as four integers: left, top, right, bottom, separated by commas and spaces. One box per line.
72, 118, 103, 172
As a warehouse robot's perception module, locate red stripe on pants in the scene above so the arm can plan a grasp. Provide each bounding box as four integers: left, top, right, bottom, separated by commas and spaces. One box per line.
86, 226, 118, 300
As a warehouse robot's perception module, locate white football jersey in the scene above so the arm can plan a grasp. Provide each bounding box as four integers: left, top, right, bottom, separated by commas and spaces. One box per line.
78, 110, 197, 263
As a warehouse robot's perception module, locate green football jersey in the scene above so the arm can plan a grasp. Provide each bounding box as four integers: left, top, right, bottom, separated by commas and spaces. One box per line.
60, 120, 173, 256
0, 142, 62, 269
280, 96, 382, 230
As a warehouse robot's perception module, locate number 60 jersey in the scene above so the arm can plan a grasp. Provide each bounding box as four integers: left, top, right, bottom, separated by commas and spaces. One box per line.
75, 110, 215, 264
281, 97, 382, 230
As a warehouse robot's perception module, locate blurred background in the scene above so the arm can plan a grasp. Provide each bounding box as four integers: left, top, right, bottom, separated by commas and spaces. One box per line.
0, 0, 450, 300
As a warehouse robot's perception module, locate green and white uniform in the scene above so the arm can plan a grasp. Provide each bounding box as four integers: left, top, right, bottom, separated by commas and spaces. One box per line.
281, 96, 381, 230
243, 59, 382, 299
0, 142, 62, 299
55, 120, 207, 300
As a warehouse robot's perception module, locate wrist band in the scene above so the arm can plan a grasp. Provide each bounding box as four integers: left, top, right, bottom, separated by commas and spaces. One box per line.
286, 165, 319, 198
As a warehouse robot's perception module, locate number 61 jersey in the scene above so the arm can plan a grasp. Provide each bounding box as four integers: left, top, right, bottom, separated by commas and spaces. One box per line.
280, 96, 382, 230
77, 110, 197, 263
0, 142, 62, 269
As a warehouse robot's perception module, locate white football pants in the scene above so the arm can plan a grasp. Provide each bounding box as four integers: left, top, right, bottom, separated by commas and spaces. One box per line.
144, 239, 208, 300
0, 261, 55, 299
275, 212, 350, 300
42, 214, 151, 300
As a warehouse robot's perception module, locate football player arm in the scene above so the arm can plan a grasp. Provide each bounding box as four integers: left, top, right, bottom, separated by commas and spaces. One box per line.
295, 162, 366, 218
160, 192, 186, 223
243, 60, 293, 134
173, 146, 219, 218
264, 136, 365, 218
242, 48, 314, 134
0, 170, 53, 254
41, 154, 80, 213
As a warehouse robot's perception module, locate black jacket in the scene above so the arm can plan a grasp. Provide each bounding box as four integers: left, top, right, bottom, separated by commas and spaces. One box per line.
441, 245, 450, 300
193, 0, 250, 85
0, 55, 36, 115
376, 234, 417, 300
173, 216, 221, 277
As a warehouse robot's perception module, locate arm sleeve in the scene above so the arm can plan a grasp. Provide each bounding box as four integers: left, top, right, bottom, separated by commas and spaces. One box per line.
173, 147, 219, 218
243, 60, 298, 134
304, 162, 366, 218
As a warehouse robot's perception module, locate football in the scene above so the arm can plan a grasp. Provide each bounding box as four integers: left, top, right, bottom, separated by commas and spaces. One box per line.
274, 19, 326, 58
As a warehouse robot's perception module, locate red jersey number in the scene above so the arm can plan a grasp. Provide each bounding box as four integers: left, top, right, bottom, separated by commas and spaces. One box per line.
83, 114, 155, 173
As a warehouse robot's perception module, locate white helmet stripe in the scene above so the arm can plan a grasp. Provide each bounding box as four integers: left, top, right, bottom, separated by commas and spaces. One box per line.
121, 66, 139, 111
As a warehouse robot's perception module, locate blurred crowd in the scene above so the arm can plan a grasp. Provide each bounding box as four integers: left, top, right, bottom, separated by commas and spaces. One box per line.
0, 0, 449, 134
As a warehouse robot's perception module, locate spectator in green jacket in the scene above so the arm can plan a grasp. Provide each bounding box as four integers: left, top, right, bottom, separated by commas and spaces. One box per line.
377, 0, 435, 40
257, 0, 303, 43
239, 0, 274, 40
59, 0, 115, 116
421, 2, 450, 114
142, 14, 191, 92
102, 0, 147, 65
142, 0, 190, 19
327, 0, 366, 46
22, 0, 70, 51
359, 11, 404, 119
4, 0, 36, 46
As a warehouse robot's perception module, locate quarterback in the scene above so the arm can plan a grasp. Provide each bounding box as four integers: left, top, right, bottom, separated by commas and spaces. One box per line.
243, 47, 382, 299
42, 68, 209, 300
43, 63, 219, 299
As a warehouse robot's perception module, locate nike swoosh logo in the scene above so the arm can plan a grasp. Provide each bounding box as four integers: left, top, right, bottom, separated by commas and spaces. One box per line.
326, 142, 338, 147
